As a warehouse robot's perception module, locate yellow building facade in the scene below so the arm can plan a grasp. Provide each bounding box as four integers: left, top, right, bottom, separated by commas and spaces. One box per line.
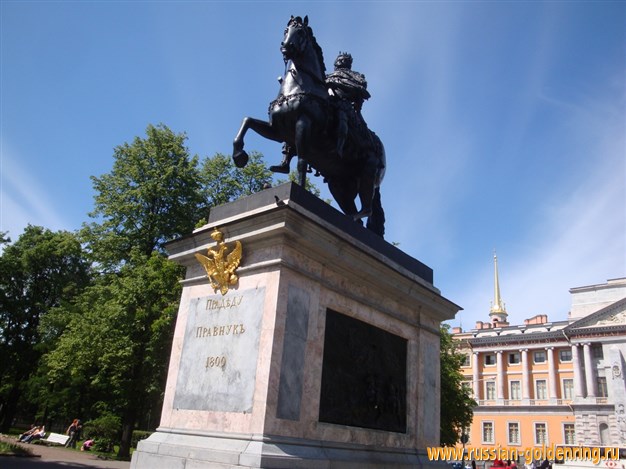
453, 260, 626, 454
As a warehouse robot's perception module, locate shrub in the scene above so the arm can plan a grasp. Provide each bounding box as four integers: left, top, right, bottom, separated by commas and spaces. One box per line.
131, 430, 152, 448
82, 413, 121, 453
93, 438, 114, 453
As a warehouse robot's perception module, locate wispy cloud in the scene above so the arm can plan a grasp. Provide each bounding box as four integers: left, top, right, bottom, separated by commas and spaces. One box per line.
0, 142, 69, 240
358, 5, 472, 259
450, 79, 625, 328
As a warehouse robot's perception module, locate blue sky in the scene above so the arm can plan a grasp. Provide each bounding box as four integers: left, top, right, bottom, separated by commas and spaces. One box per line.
1, 1, 624, 329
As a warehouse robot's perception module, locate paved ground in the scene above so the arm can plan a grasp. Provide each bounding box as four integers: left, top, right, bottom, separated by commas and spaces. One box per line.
0, 436, 130, 469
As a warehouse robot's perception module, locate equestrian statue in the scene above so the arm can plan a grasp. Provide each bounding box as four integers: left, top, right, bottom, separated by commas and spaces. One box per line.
233, 15, 386, 237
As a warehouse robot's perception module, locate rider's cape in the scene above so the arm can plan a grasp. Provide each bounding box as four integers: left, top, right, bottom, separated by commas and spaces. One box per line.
326, 69, 371, 106
326, 69, 374, 151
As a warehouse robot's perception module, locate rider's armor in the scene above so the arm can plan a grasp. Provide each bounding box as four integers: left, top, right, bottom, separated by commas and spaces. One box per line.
326, 54, 373, 158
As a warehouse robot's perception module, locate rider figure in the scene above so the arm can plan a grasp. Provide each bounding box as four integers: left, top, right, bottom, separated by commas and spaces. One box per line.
326, 52, 371, 158
269, 52, 372, 174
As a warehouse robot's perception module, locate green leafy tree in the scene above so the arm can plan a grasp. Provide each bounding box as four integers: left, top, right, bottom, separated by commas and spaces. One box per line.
58, 124, 205, 457
43, 125, 276, 459
81, 123, 204, 268
45, 251, 180, 458
200, 151, 273, 208
440, 324, 476, 446
0, 226, 90, 431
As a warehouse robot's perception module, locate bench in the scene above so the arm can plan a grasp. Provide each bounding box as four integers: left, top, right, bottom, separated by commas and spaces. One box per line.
43, 432, 69, 445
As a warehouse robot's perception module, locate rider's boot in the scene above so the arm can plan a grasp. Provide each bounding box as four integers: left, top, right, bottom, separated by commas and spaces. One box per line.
269, 143, 293, 174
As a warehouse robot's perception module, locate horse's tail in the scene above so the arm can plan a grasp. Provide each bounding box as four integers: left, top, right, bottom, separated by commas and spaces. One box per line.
373, 132, 386, 186
365, 133, 385, 238
366, 187, 385, 238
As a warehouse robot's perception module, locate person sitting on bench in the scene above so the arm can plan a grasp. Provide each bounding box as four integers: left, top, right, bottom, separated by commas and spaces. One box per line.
21, 426, 45, 443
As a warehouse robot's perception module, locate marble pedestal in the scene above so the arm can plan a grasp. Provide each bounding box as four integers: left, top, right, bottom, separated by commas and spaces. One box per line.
130, 183, 460, 469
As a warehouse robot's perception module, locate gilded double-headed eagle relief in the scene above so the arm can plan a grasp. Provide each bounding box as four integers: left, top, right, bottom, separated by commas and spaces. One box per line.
195, 228, 242, 295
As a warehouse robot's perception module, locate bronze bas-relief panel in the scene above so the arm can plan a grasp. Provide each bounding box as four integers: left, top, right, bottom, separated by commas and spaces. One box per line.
319, 309, 407, 433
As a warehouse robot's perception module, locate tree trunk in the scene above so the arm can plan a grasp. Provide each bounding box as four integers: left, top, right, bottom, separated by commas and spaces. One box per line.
0, 389, 20, 433
117, 410, 136, 459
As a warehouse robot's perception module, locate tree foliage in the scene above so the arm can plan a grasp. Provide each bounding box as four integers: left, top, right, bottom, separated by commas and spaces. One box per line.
440, 324, 476, 446
44, 251, 181, 457
6, 122, 311, 457
0, 226, 90, 431
200, 151, 273, 207
37, 124, 276, 458
83, 412, 122, 453
81, 123, 203, 268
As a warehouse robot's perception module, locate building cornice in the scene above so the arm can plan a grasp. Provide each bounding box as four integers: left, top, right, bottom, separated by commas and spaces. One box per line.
457, 323, 626, 349
460, 331, 566, 348
473, 405, 573, 414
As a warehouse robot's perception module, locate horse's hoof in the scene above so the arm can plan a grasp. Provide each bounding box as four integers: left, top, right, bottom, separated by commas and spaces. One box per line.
269, 163, 290, 174
233, 150, 249, 168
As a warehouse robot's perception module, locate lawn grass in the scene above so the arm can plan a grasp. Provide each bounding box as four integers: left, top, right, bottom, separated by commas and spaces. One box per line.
1, 430, 133, 461
0, 439, 34, 456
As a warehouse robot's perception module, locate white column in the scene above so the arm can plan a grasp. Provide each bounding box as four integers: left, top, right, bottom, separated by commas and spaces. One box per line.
583, 342, 596, 398
473, 352, 480, 400
572, 344, 585, 398
496, 350, 505, 401
521, 348, 530, 402
547, 346, 558, 401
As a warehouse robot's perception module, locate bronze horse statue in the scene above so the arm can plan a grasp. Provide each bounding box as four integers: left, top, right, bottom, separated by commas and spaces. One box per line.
233, 15, 386, 237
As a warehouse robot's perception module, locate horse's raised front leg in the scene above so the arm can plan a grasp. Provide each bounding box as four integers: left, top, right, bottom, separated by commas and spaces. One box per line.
233, 117, 283, 168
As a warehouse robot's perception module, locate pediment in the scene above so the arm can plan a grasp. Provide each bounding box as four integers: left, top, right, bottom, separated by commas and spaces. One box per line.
567, 297, 626, 330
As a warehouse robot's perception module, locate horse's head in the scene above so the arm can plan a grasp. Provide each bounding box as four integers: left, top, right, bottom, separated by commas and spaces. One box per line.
280, 15, 326, 82
281, 15, 311, 62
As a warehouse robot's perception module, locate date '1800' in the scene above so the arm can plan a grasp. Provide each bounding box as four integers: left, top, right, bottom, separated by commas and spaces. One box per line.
205, 356, 227, 369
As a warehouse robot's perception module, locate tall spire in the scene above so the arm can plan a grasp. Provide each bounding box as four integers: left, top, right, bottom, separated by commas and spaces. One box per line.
489, 251, 508, 323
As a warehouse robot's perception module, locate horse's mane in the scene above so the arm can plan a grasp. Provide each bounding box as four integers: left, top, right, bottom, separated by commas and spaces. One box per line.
307, 26, 326, 77
289, 16, 326, 78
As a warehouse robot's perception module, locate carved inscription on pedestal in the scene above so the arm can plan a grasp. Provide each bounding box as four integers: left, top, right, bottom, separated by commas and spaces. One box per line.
173, 288, 265, 412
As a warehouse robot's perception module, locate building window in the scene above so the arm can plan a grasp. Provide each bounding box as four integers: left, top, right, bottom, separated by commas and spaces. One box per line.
485, 354, 496, 366
510, 381, 521, 400
535, 380, 547, 400
535, 422, 548, 445
509, 352, 521, 364
462, 354, 470, 367
534, 351, 546, 363
593, 345, 604, 359
563, 423, 576, 445
486, 381, 496, 400
482, 421, 494, 444
597, 377, 608, 398
508, 422, 520, 445
562, 379, 574, 400
559, 349, 572, 362
600, 423, 610, 445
